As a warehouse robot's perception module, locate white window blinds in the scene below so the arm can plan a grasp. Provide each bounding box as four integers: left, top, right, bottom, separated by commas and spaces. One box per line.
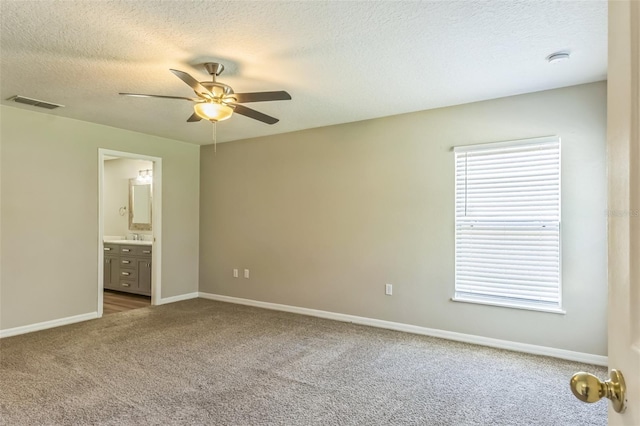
454, 136, 562, 312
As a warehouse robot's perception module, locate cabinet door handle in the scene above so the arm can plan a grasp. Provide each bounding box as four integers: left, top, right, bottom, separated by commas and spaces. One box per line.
122, 248, 130, 252
122, 260, 130, 264
121, 272, 130, 276
122, 283, 130, 287
104, 247, 111, 251
142, 250, 151, 254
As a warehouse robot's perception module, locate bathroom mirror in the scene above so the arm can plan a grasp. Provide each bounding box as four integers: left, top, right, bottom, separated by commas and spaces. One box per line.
129, 178, 152, 231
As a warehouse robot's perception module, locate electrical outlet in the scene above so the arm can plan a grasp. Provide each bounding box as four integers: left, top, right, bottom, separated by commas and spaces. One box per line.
385, 284, 393, 296
233, 269, 239, 278
244, 269, 250, 279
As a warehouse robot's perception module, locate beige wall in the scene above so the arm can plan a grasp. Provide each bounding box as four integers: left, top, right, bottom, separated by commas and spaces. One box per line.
200, 82, 608, 356
104, 158, 153, 238
0, 105, 200, 330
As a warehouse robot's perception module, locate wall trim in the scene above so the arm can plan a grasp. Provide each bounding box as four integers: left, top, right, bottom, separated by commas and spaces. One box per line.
158, 292, 199, 305
0, 290, 199, 338
198, 292, 607, 366
0, 312, 98, 339
0, 293, 607, 366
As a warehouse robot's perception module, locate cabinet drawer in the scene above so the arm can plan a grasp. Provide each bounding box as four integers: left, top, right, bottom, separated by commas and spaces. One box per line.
119, 245, 152, 256
119, 281, 137, 291
104, 244, 118, 253
120, 257, 136, 267
138, 246, 153, 256
119, 268, 137, 280
119, 245, 135, 255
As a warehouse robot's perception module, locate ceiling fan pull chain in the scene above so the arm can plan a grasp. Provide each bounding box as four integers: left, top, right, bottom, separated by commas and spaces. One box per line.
212, 121, 217, 155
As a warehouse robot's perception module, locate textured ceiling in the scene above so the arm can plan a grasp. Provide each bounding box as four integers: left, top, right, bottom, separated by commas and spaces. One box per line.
0, 1, 607, 145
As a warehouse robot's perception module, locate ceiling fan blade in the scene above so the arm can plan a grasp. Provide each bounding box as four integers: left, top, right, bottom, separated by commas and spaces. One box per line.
119, 92, 199, 101
169, 69, 212, 98
187, 112, 202, 122
231, 104, 279, 125
231, 91, 292, 103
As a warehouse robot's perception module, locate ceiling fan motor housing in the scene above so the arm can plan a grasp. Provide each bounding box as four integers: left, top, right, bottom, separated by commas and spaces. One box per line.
201, 82, 234, 98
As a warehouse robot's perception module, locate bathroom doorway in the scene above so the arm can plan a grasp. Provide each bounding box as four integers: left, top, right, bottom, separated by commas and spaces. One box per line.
98, 149, 162, 317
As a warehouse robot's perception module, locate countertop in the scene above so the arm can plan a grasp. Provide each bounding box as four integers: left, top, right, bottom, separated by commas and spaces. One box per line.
103, 239, 152, 246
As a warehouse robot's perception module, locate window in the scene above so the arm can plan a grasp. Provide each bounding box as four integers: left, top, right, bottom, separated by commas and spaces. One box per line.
453, 136, 562, 313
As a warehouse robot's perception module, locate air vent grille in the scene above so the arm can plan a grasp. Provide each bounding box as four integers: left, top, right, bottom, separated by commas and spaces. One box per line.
8, 95, 64, 110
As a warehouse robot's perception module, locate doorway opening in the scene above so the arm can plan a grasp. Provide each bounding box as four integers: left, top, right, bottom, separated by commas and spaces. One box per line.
98, 149, 162, 317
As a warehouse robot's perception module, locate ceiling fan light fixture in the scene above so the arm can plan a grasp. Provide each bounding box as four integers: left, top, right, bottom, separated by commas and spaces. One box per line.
120, 64, 290, 127
194, 101, 233, 122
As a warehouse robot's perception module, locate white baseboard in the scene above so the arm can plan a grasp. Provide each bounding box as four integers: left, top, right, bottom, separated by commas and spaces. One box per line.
198, 292, 607, 366
0, 291, 199, 338
158, 292, 199, 305
0, 312, 98, 339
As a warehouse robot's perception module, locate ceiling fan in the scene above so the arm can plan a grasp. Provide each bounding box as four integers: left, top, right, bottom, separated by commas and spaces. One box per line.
119, 62, 291, 125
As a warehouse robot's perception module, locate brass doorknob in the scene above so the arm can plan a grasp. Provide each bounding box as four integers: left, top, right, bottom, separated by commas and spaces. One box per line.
570, 369, 626, 413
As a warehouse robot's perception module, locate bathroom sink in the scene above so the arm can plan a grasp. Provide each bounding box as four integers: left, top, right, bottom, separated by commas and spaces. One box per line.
104, 239, 152, 246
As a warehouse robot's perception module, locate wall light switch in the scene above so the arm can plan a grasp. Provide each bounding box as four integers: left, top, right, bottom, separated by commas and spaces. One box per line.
385, 284, 393, 296
233, 269, 239, 278
244, 269, 250, 279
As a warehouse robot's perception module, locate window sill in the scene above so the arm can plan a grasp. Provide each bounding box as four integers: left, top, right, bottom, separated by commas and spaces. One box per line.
451, 296, 566, 315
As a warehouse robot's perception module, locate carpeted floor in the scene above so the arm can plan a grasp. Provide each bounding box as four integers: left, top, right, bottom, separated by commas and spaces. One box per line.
0, 299, 606, 425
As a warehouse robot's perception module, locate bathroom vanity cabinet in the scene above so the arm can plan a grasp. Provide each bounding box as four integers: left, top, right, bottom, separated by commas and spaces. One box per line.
103, 243, 152, 296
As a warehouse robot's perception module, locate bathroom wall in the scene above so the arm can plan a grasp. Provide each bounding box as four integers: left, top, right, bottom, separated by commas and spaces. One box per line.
104, 158, 153, 238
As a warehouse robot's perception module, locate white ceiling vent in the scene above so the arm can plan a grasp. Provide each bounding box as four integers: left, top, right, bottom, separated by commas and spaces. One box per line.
8, 95, 64, 110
